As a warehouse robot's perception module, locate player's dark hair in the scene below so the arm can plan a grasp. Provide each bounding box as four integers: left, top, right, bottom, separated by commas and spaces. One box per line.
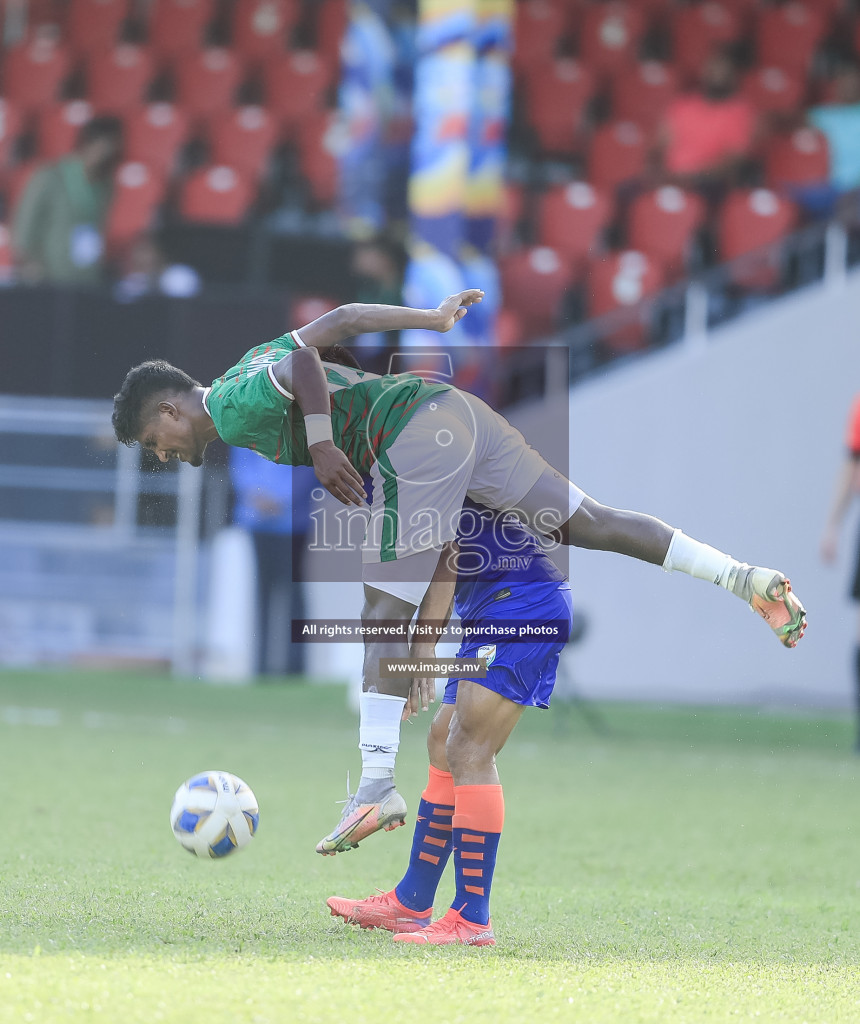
112, 360, 201, 446
320, 344, 363, 370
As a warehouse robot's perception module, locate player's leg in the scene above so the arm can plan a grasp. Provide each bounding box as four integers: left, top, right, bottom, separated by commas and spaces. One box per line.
854, 607, 860, 752
395, 680, 524, 947
315, 583, 416, 855
560, 494, 806, 647
455, 387, 807, 648
849, 545, 860, 753
318, 401, 477, 853
326, 703, 456, 931
511, 464, 806, 648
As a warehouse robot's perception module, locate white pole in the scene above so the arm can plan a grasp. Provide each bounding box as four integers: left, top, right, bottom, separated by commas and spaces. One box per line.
172, 463, 203, 677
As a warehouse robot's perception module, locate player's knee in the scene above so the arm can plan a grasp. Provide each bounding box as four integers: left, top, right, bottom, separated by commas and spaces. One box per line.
361, 586, 416, 624
427, 716, 448, 765
445, 721, 493, 777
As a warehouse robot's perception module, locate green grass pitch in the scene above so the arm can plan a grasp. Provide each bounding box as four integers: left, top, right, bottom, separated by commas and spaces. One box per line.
1, 670, 859, 1024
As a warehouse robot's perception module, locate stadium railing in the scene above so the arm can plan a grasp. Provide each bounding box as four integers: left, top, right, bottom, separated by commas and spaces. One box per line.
0, 395, 204, 672
562, 200, 860, 386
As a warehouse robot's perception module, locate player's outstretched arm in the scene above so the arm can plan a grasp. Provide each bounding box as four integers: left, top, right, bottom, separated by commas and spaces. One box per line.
273, 346, 366, 506
294, 290, 485, 349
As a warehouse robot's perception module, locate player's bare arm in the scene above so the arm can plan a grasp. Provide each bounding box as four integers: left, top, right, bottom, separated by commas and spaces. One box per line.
821, 454, 860, 563
273, 347, 366, 507
294, 289, 485, 350
404, 541, 460, 720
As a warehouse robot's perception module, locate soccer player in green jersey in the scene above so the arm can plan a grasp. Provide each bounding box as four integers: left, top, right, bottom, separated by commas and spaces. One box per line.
111, 290, 807, 855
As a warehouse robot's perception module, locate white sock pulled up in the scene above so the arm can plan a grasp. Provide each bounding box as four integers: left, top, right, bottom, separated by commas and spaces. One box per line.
358, 691, 407, 781
662, 529, 741, 590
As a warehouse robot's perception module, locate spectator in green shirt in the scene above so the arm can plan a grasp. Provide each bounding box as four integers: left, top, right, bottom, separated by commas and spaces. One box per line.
13, 116, 123, 286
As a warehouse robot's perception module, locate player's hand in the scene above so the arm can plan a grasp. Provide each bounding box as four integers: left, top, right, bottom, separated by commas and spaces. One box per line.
403, 644, 439, 719
432, 289, 485, 333
309, 441, 366, 506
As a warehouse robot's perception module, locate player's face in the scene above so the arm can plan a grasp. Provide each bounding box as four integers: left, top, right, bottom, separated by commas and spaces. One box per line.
139, 405, 206, 467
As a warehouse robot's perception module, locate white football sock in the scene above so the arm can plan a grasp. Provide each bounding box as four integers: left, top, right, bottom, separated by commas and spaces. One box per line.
662, 529, 741, 591
358, 692, 406, 780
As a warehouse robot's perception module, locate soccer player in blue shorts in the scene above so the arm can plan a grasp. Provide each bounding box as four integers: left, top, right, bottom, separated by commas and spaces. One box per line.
326, 499, 573, 946
111, 292, 807, 861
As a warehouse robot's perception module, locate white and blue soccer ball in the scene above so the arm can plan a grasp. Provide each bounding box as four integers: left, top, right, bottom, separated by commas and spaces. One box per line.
170, 770, 259, 858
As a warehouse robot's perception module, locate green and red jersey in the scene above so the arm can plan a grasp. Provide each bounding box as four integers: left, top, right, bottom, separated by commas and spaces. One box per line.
204, 332, 451, 472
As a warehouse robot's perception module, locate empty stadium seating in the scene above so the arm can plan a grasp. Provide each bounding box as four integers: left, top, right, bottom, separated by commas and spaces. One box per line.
36, 100, 93, 159
106, 160, 165, 249
178, 164, 254, 224
627, 186, 706, 279
124, 103, 189, 177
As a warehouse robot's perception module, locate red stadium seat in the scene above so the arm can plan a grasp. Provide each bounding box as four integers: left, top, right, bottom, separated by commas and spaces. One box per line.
148, 0, 215, 58
0, 223, 12, 281
627, 186, 706, 279
512, 0, 569, 77
715, 0, 760, 21
524, 59, 594, 155
178, 164, 254, 223
106, 160, 165, 248
764, 127, 829, 188
755, 2, 826, 76
173, 48, 243, 122
263, 50, 333, 137
497, 181, 526, 252
231, 0, 299, 63
717, 187, 797, 287
496, 307, 524, 347
536, 181, 613, 275
499, 246, 576, 340
298, 116, 339, 206
588, 250, 664, 315
0, 100, 23, 167
314, 0, 349, 73
587, 121, 647, 192
87, 45, 155, 114
124, 103, 189, 177
3, 38, 71, 113
587, 249, 665, 351
579, 2, 645, 80
66, 0, 128, 55
35, 100, 93, 159
671, 2, 740, 83
209, 105, 276, 181
611, 61, 678, 130
741, 66, 806, 118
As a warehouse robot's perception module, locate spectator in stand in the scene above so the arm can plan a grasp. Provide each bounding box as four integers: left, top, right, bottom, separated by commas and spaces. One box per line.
13, 116, 123, 286
114, 233, 202, 303
808, 62, 860, 194
820, 393, 860, 752
653, 47, 757, 199
230, 448, 314, 677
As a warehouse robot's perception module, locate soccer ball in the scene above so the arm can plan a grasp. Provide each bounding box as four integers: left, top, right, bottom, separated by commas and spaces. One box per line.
170, 770, 259, 858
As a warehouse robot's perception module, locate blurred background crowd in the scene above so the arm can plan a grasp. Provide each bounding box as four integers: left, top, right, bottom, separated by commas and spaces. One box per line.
1, 0, 859, 701
1, 0, 859, 387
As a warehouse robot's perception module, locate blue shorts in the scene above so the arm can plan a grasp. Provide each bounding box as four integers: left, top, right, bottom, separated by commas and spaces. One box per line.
443, 583, 573, 710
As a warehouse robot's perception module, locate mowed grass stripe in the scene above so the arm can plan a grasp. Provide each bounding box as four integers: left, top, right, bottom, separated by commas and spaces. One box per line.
2, 956, 858, 1024
0, 671, 858, 1023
